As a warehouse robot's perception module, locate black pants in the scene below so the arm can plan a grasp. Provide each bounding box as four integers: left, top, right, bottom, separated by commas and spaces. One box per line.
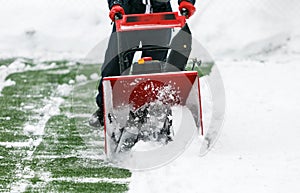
96, 25, 172, 110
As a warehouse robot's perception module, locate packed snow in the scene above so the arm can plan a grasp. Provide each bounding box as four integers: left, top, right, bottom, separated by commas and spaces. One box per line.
1, 0, 300, 193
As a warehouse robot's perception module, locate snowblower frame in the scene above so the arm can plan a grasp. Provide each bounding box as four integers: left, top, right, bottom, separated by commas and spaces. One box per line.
102, 12, 204, 157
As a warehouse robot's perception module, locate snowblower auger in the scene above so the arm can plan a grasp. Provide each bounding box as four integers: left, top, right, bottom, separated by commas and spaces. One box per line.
102, 12, 204, 160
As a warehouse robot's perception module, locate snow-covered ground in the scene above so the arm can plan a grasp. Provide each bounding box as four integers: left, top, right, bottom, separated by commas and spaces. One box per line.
129, 58, 300, 193
1, 0, 300, 192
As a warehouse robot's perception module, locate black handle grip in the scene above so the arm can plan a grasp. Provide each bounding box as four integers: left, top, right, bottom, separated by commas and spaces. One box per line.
114, 12, 123, 20
181, 8, 189, 17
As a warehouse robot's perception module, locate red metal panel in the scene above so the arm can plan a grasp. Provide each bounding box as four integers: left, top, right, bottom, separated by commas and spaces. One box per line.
103, 71, 198, 110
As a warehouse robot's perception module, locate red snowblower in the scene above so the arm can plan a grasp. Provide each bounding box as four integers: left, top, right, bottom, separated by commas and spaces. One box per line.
102, 11, 204, 166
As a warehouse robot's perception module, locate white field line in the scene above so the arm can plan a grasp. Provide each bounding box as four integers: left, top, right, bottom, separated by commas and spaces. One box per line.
45, 177, 130, 184
0, 141, 35, 148
34, 153, 106, 160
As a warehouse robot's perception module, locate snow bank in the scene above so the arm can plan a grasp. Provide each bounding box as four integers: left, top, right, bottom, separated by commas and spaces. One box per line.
0, 0, 299, 60
189, 0, 300, 59
0, 0, 110, 60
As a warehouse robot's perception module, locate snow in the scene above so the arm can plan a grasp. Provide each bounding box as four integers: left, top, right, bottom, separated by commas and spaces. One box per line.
10, 93, 65, 192
128, 59, 300, 193
190, 0, 300, 59
0, 68, 68, 192
90, 73, 100, 80
47, 69, 70, 74
0, 141, 36, 149
107, 106, 198, 170
0, 117, 11, 121
0, 0, 298, 61
0, 59, 27, 95
131, 141, 165, 152
56, 83, 73, 97
127, 1, 300, 192
0, 0, 110, 60
0, 58, 66, 96
75, 74, 88, 83
68, 79, 75, 85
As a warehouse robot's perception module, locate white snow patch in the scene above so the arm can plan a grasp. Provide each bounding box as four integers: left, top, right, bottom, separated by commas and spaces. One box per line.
22, 104, 35, 110
47, 69, 70, 74
10, 164, 35, 193
0, 142, 31, 148
23, 125, 38, 135
0, 116, 11, 121
56, 83, 73, 97
41, 97, 64, 117
75, 74, 88, 83
66, 61, 77, 66
131, 141, 165, 152
3, 79, 16, 87
0, 59, 27, 95
68, 79, 75, 84
90, 72, 99, 80
8, 59, 26, 70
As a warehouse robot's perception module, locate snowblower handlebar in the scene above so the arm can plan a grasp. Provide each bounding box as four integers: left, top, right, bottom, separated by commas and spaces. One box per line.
115, 12, 186, 32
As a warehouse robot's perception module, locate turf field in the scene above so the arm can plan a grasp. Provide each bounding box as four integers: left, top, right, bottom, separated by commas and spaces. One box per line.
0, 59, 131, 192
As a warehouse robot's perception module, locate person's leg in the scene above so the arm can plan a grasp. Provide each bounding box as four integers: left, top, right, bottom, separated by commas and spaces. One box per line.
91, 26, 121, 127
95, 56, 120, 125
92, 27, 139, 127
97, 29, 140, 107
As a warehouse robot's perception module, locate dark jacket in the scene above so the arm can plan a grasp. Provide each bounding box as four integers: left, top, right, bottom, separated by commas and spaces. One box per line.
107, 0, 196, 14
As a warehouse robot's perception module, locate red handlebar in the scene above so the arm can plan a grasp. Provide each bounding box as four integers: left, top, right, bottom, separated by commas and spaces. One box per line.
115, 12, 186, 32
